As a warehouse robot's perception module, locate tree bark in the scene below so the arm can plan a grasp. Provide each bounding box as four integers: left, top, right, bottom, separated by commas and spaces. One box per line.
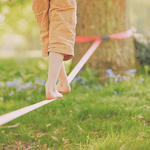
73, 0, 136, 81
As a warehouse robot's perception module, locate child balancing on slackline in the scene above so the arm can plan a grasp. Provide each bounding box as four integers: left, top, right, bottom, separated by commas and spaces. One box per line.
31, 0, 77, 100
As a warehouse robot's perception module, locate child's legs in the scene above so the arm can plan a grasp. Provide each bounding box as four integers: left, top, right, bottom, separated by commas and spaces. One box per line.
56, 62, 71, 93
45, 52, 64, 99
47, 52, 64, 89
58, 63, 68, 84
31, 0, 50, 57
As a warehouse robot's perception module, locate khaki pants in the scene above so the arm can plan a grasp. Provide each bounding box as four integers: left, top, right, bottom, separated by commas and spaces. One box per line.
31, 0, 77, 61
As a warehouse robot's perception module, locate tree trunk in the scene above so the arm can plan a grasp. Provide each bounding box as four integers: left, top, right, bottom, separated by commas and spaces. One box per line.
73, 0, 136, 82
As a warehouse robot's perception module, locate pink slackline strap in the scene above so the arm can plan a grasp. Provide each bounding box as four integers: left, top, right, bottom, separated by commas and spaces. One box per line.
0, 28, 134, 126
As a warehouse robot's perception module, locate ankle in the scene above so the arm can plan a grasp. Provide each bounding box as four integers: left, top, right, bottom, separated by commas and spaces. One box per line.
59, 78, 68, 85
45, 82, 56, 91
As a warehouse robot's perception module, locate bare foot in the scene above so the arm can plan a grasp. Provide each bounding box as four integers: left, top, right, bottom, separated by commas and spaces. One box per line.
56, 82, 71, 93
45, 82, 63, 100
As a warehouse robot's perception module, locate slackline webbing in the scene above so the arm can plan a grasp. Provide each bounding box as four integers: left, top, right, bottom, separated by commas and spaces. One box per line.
0, 28, 134, 126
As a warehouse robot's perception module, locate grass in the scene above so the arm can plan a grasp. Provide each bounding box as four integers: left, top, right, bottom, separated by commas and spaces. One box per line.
0, 57, 150, 149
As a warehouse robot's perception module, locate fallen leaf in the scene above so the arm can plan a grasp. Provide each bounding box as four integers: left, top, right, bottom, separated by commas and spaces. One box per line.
22, 142, 30, 149
1, 130, 5, 134
120, 144, 125, 150
64, 141, 68, 146
42, 144, 47, 149
144, 105, 150, 109
62, 137, 69, 142
28, 132, 34, 137
14, 140, 21, 146
3, 147, 8, 150
138, 115, 145, 120
53, 129, 59, 134
9, 132, 13, 136
36, 132, 45, 137
62, 138, 69, 146
45, 132, 48, 137
51, 136, 58, 142
147, 94, 150, 98
46, 123, 51, 129
77, 125, 83, 131
137, 105, 150, 110
137, 132, 148, 138
63, 127, 66, 130
36, 133, 41, 137
92, 131, 100, 135
0, 123, 20, 129
35, 129, 39, 134
128, 97, 139, 101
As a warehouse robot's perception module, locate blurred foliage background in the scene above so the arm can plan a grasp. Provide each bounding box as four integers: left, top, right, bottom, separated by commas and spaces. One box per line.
0, 0, 150, 64
0, 0, 40, 52
129, 0, 150, 36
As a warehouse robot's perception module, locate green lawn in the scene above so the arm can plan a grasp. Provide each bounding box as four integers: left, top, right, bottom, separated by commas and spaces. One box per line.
0, 57, 150, 150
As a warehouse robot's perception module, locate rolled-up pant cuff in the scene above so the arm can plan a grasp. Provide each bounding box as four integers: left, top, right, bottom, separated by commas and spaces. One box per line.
31, 0, 77, 61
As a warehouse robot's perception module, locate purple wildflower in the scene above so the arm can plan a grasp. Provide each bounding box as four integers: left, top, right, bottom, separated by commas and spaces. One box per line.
39, 79, 46, 85
26, 97, 31, 100
72, 76, 81, 82
106, 74, 110, 78
114, 91, 118, 95
126, 69, 137, 74
81, 79, 86, 84
138, 80, 142, 84
105, 83, 108, 86
16, 86, 22, 92
86, 85, 90, 90
79, 69, 84, 72
0, 97, 4, 101
6, 81, 12, 87
119, 78, 123, 82
96, 86, 99, 89
32, 84, 36, 89
35, 77, 39, 82
130, 69, 137, 74
106, 69, 113, 78
106, 68, 116, 78
110, 73, 116, 78
126, 70, 130, 74
114, 78, 118, 83
25, 81, 32, 88
39, 87, 42, 91
18, 77, 22, 81
12, 78, 18, 88
21, 83, 28, 89
106, 69, 113, 73
9, 91, 14, 96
